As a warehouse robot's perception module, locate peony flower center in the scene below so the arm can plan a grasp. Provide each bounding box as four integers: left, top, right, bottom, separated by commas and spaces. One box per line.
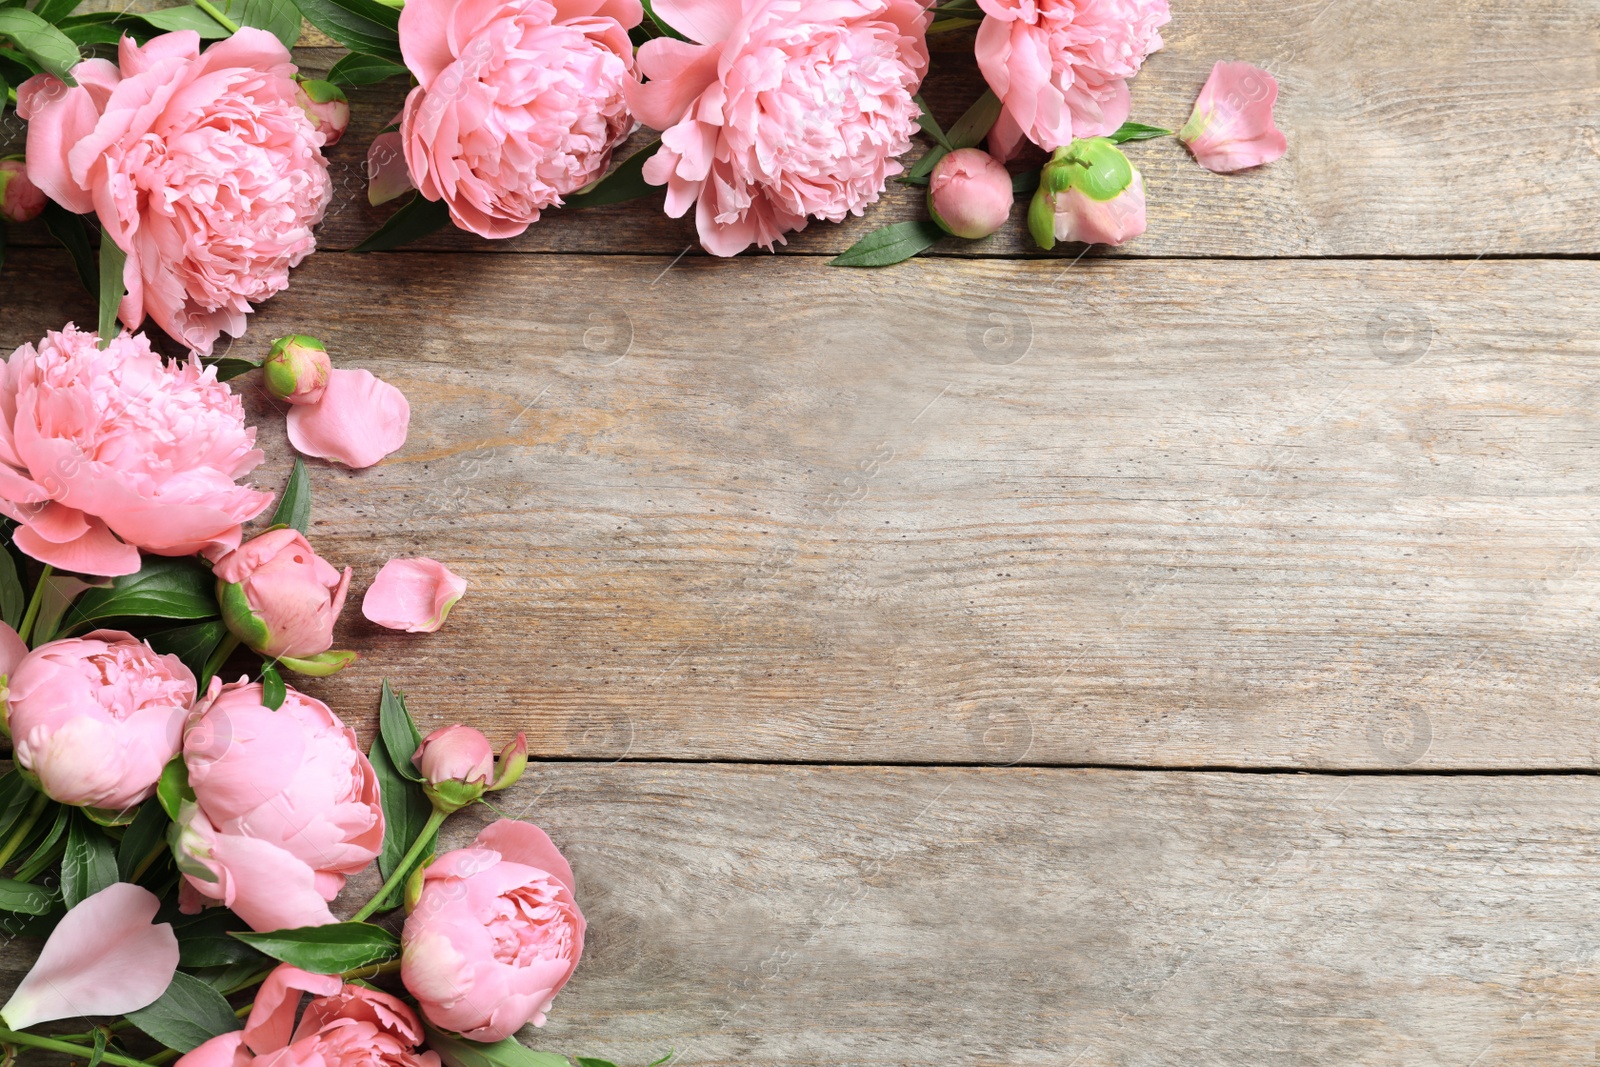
82, 648, 192, 722
485, 879, 576, 967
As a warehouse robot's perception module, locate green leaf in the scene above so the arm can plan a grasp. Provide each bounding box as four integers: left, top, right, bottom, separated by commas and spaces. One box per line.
29, 0, 77, 27
217, 0, 302, 49
645, 1051, 676, 1067
913, 93, 950, 151
233, 922, 400, 973
0, 878, 58, 915
138, 6, 232, 37
62, 812, 118, 909
380, 679, 423, 779
205, 355, 263, 382
562, 141, 662, 210
146, 620, 228, 679
126, 971, 240, 1053
270, 456, 311, 534
14, 802, 68, 882
157, 756, 192, 822
638, 0, 686, 41
260, 659, 286, 709
289, 0, 400, 61
173, 909, 264, 968
829, 220, 943, 268
1109, 120, 1173, 143
901, 144, 948, 185
0, 8, 78, 81
1012, 168, 1040, 196
116, 799, 169, 881
0, 772, 33, 844
367, 728, 433, 913
64, 556, 219, 633
945, 90, 1001, 150
352, 192, 452, 252
97, 232, 126, 346
41, 202, 96, 295
87, 1027, 107, 1067
327, 51, 407, 87
425, 1028, 574, 1067
575, 1059, 620, 1067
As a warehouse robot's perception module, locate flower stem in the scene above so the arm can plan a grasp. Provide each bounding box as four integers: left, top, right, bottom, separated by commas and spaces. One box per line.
0, 1028, 160, 1067
350, 808, 446, 922
0, 790, 48, 871
201, 633, 241, 688
15, 565, 52, 647
193, 0, 240, 33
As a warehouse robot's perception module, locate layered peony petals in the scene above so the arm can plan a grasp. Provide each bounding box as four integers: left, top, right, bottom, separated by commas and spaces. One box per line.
215, 528, 352, 660
362, 558, 466, 633
1052, 170, 1147, 246
1179, 61, 1287, 173
287, 370, 410, 470
0, 883, 179, 1030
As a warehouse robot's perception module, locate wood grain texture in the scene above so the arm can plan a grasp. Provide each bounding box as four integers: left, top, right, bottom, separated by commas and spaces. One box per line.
5, 251, 1597, 769
7, 764, 1600, 1066
5, 0, 1600, 257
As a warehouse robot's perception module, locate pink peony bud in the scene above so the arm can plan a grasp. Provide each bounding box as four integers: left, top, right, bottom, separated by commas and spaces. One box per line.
177, 678, 384, 932
295, 80, 350, 147
1029, 138, 1147, 249
0, 883, 179, 1030
401, 820, 584, 1040
215, 528, 353, 665
1050, 170, 1148, 246
0, 157, 45, 224
362, 558, 466, 633
411, 725, 528, 813
263, 335, 332, 405
1180, 61, 1287, 173
927, 148, 1013, 240
5, 630, 194, 814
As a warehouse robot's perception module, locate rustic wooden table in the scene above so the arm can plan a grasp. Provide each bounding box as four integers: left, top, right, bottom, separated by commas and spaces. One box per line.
5, 2, 1600, 1063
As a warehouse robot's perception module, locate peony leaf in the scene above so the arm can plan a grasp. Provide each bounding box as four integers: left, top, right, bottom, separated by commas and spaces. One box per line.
1109, 121, 1173, 143
260, 659, 286, 709
0, 546, 23, 629
379, 678, 424, 779
0, 8, 79, 82
913, 93, 951, 150
829, 220, 943, 268
156, 757, 193, 823
61, 812, 117, 909
29, 0, 78, 27
0, 878, 58, 916
64, 557, 219, 634
945, 90, 1001, 150
115, 800, 169, 881
146, 620, 228, 680
126, 972, 241, 1052
40, 203, 96, 295
135, 6, 232, 38
367, 734, 434, 912
425, 1027, 574, 1067
289, 0, 401, 62
233, 922, 400, 973
638, 0, 686, 41
0, 773, 33, 845
562, 141, 662, 210
215, 0, 303, 48
14, 803, 69, 883
269, 456, 311, 534
172, 910, 264, 969
96, 233, 126, 349
327, 51, 407, 87
352, 192, 452, 252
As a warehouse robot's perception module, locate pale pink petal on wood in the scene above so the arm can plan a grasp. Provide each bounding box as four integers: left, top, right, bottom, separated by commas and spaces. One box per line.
363, 558, 467, 633
1180, 61, 1287, 173
287, 369, 410, 469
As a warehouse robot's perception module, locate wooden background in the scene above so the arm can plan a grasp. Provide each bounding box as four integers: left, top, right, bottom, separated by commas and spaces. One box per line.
5, 1, 1600, 1063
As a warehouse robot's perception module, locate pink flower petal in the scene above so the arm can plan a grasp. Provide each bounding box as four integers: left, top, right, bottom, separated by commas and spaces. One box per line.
366, 130, 414, 206
1180, 61, 1287, 173
362, 558, 467, 633
287, 369, 409, 470
0, 883, 179, 1029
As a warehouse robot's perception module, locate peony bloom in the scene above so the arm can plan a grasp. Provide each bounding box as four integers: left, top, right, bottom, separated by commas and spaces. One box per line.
927, 147, 1013, 239
295, 80, 351, 147
412, 725, 528, 813
176, 679, 384, 932
362, 558, 467, 633
17, 30, 332, 355
1048, 168, 1146, 244
1179, 61, 1287, 173
0, 883, 178, 1030
0, 326, 270, 576
975, 0, 1170, 160
6, 630, 195, 813
626, 0, 931, 256
177, 965, 440, 1067
397, 0, 642, 239
263, 335, 333, 406
1028, 137, 1145, 248
0, 157, 45, 223
287, 369, 410, 469
214, 528, 352, 661
402, 819, 585, 1040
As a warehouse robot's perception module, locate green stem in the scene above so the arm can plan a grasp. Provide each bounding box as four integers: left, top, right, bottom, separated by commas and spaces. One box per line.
15, 565, 52, 647
0, 1029, 159, 1067
0, 790, 48, 871
201, 633, 241, 688
351, 808, 446, 922
193, 0, 240, 33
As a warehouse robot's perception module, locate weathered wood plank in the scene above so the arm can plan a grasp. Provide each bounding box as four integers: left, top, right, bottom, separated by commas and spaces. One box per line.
4, 252, 1597, 769
4, 0, 1600, 257
6, 765, 1599, 1066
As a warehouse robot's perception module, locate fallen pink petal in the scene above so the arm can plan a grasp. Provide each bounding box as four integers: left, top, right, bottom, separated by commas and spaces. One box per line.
287, 368, 410, 469
363, 558, 468, 633
1180, 60, 1288, 172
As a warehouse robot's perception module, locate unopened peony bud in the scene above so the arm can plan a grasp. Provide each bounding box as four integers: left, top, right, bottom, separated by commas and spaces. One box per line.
927, 148, 1013, 240
412, 725, 528, 814
264, 335, 332, 405
0, 157, 45, 224
1030, 139, 1146, 250
296, 80, 350, 147
215, 528, 354, 670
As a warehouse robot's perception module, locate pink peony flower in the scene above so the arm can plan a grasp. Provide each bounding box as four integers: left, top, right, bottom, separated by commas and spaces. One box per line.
927, 147, 1014, 239
362, 558, 467, 633
17, 30, 332, 355
1050, 167, 1146, 244
402, 819, 585, 1040
214, 528, 352, 661
176, 679, 384, 932
975, 0, 1170, 160
1179, 61, 1287, 173
0, 326, 270, 577
0, 157, 45, 223
6, 630, 195, 813
177, 965, 441, 1067
0, 884, 178, 1030
367, 128, 414, 206
287, 369, 410, 469
626, 0, 931, 256
397, 0, 643, 239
